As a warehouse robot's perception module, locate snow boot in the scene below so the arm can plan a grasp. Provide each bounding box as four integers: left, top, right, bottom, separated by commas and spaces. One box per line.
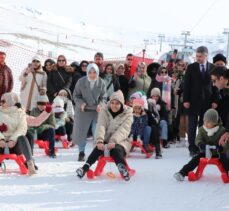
76, 163, 90, 179
27, 160, 37, 176
48, 149, 57, 158
173, 172, 185, 181
117, 163, 130, 181
78, 151, 85, 162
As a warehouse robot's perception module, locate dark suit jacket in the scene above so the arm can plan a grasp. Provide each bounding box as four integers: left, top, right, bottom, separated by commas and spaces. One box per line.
183, 61, 217, 115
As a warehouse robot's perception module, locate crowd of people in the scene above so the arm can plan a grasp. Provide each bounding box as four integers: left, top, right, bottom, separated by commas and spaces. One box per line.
0, 46, 228, 181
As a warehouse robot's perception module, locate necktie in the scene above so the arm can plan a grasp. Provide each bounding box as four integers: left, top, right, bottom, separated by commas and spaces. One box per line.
201, 64, 205, 78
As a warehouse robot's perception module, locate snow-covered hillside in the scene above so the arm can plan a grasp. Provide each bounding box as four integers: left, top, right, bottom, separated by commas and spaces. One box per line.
0, 141, 228, 211
0, 2, 227, 61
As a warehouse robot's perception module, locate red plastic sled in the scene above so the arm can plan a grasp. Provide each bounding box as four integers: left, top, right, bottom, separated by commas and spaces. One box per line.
188, 158, 229, 183
0, 154, 28, 174
55, 135, 69, 149
130, 141, 153, 158
87, 156, 136, 179
34, 140, 58, 156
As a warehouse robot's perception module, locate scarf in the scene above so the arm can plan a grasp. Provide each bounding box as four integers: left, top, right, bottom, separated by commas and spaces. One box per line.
203, 125, 219, 137
156, 74, 172, 110
105, 74, 114, 98
109, 105, 124, 118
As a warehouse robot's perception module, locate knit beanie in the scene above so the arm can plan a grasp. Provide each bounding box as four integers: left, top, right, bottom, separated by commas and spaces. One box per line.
213, 54, 227, 64
151, 88, 161, 97
110, 90, 125, 106
132, 98, 144, 108
53, 96, 65, 113
203, 109, 219, 125
2, 92, 20, 107
32, 55, 42, 62
37, 94, 49, 103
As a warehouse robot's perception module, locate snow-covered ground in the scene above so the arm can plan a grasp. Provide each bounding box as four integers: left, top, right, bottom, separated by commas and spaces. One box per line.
0, 141, 228, 211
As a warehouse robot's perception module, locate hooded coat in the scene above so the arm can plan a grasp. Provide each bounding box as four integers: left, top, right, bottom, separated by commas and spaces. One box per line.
95, 90, 133, 154
0, 93, 27, 143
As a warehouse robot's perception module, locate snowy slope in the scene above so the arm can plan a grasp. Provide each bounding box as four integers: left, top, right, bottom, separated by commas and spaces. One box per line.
0, 141, 228, 211
0, 2, 227, 62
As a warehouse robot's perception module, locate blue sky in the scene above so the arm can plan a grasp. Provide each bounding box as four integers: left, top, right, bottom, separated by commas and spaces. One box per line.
1, 0, 229, 36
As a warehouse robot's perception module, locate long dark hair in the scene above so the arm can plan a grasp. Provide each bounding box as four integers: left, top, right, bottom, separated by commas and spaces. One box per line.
104, 63, 116, 81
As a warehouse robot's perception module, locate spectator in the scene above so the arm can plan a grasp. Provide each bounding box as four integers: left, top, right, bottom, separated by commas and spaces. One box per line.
58, 88, 74, 142
43, 59, 55, 76
20, 55, 47, 113
70, 60, 89, 94
213, 54, 227, 67
183, 46, 217, 157
128, 62, 151, 99
116, 63, 129, 101
47, 55, 74, 102
72, 63, 106, 161
210, 67, 229, 146
94, 52, 104, 77
103, 63, 120, 100
124, 53, 134, 80
0, 51, 13, 99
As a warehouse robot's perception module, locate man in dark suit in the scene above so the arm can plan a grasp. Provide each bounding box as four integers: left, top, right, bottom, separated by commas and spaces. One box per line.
183, 46, 218, 156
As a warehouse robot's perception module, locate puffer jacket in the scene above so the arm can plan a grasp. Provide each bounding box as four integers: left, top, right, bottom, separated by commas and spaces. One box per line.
0, 106, 27, 142
95, 104, 133, 154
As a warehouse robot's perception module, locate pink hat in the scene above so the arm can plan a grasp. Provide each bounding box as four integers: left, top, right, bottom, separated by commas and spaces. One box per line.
133, 98, 144, 108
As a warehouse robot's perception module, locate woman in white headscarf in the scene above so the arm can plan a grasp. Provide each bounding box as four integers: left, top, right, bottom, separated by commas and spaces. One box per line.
72, 63, 106, 161
0, 92, 36, 175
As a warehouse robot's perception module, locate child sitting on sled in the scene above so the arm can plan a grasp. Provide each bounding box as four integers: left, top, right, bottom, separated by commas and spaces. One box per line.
174, 109, 229, 181
129, 98, 153, 153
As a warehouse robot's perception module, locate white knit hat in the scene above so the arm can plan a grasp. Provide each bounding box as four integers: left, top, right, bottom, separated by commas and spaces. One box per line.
37, 94, 49, 103
53, 96, 65, 113
151, 88, 161, 97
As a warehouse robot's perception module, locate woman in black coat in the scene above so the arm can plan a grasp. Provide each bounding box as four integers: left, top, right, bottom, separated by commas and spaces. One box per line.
47, 55, 74, 102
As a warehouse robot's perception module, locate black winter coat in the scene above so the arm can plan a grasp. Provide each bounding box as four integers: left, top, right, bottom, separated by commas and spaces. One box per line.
47, 65, 74, 102
183, 62, 217, 115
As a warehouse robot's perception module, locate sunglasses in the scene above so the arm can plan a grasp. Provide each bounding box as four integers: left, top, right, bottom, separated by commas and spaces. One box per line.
58, 60, 66, 62
127, 58, 133, 61
32, 60, 40, 63
161, 71, 167, 74
81, 64, 87, 67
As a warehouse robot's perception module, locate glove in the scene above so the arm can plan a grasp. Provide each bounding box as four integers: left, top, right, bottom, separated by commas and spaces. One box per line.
45, 104, 52, 113
0, 123, 8, 133
198, 142, 206, 152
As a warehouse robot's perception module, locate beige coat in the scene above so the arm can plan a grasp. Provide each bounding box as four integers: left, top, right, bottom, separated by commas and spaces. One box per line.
0, 106, 27, 142
95, 104, 133, 154
19, 67, 47, 111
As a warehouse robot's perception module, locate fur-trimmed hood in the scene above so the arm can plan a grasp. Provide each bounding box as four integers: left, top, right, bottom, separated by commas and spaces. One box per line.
53, 64, 74, 73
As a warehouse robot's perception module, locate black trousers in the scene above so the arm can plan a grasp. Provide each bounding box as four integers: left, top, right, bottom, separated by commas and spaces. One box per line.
86, 144, 126, 167
65, 121, 73, 141
180, 152, 229, 176
150, 125, 161, 155
0, 136, 33, 162
188, 112, 205, 153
